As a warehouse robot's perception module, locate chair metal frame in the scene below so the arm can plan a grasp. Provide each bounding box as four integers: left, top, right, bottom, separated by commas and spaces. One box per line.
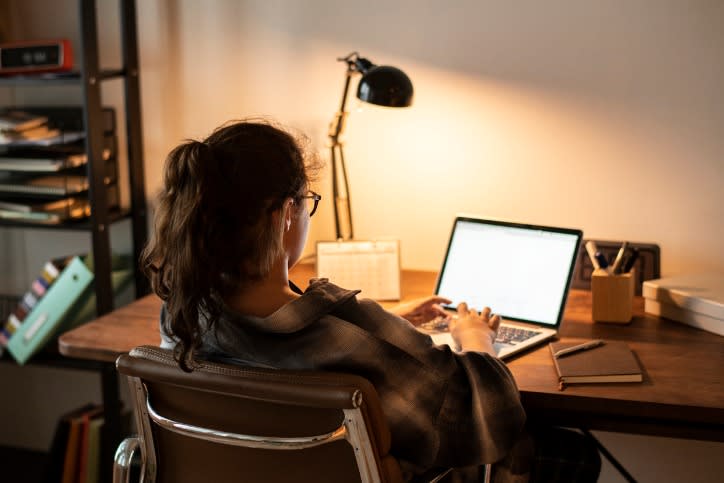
114, 374, 384, 483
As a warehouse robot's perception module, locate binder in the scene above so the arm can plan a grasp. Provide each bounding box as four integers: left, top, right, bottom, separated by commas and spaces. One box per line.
6, 256, 93, 364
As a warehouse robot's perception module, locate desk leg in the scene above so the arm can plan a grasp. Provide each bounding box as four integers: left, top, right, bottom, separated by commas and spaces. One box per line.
582, 429, 638, 483
101, 363, 122, 482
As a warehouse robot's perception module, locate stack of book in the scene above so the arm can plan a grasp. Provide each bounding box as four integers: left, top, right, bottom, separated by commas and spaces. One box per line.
0, 110, 53, 143
44, 403, 106, 483
0, 106, 118, 224
43, 403, 133, 483
0, 253, 134, 363
643, 273, 724, 336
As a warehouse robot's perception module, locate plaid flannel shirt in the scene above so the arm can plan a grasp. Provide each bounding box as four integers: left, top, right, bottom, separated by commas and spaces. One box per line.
161, 278, 526, 478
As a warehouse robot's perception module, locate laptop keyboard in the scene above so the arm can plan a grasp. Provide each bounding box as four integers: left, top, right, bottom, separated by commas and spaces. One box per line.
418, 316, 542, 346
495, 325, 541, 345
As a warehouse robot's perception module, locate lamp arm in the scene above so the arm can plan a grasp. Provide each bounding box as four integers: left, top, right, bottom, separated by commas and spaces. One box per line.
328, 62, 355, 143
328, 58, 358, 240
329, 143, 354, 240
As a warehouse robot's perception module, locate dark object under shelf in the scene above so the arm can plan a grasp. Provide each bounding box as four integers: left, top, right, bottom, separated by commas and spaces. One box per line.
0, 445, 49, 483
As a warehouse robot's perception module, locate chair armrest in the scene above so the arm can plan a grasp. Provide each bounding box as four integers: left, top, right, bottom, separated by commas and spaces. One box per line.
113, 436, 141, 483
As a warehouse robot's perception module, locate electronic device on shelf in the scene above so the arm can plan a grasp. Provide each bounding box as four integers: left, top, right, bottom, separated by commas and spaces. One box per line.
0, 39, 73, 75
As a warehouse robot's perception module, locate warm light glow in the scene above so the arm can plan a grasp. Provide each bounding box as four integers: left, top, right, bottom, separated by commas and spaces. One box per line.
307, 58, 720, 272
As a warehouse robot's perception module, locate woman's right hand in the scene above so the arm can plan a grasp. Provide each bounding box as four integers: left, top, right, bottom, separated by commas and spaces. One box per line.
448, 302, 501, 355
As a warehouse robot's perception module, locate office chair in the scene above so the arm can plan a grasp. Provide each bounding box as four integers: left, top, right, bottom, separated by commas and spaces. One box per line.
114, 345, 452, 483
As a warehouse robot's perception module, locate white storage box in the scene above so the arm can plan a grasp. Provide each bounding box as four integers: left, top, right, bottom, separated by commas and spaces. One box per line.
643, 273, 724, 336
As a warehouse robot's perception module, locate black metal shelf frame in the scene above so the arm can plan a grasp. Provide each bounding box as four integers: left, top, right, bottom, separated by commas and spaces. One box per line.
0, 0, 148, 480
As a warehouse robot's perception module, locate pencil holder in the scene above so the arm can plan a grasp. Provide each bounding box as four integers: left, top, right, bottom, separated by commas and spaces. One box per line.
591, 268, 635, 324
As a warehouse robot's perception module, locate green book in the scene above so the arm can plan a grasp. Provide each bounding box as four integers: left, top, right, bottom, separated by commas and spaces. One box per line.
84, 416, 104, 483
7, 256, 93, 364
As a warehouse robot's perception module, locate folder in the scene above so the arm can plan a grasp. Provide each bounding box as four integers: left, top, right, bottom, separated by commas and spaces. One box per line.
6, 256, 93, 364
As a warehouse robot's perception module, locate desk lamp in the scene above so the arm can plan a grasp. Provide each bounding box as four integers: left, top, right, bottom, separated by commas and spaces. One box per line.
327, 52, 413, 240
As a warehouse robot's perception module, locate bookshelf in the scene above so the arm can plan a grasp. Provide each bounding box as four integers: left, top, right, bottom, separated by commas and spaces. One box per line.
0, 0, 147, 480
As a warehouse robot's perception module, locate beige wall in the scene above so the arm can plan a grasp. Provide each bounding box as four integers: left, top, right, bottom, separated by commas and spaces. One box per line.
1, 1, 723, 481
133, 0, 723, 276
8, 0, 720, 275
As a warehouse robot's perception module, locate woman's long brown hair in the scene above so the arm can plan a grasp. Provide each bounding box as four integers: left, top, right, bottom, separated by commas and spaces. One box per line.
141, 120, 319, 371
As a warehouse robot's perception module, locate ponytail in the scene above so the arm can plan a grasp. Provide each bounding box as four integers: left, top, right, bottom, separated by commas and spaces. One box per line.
141, 120, 321, 371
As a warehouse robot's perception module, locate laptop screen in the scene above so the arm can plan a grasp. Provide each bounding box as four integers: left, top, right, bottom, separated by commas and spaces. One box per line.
435, 217, 582, 327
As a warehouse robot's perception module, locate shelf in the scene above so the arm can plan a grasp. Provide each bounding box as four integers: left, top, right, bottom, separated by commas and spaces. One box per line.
0, 1, 147, 480
0, 69, 126, 86
0, 208, 132, 230
0, 342, 107, 371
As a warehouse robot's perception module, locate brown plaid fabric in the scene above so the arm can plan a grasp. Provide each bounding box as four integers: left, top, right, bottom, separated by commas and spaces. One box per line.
161, 278, 527, 478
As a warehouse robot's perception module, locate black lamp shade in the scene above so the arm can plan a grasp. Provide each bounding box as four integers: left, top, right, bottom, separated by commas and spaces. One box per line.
356, 65, 413, 107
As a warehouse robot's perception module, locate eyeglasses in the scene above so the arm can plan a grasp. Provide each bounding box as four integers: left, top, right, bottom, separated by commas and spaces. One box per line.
300, 191, 321, 217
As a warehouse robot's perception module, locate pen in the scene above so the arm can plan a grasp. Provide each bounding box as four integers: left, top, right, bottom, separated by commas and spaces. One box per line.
622, 247, 639, 273
553, 339, 604, 358
585, 241, 600, 270
610, 241, 629, 274
616, 249, 632, 275
594, 251, 609, 270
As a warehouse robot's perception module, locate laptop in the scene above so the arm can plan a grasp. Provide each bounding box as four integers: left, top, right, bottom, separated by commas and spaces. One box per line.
419, 216, 582, 359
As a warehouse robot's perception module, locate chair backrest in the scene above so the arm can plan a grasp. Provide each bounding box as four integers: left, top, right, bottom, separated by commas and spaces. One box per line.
114, 345, 403, 483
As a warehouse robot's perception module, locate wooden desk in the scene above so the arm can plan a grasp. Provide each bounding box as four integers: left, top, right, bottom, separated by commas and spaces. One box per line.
59, 265, 724, 442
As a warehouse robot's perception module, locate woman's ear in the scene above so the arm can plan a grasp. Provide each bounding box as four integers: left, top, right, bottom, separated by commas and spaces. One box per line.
283, 198, 294, 231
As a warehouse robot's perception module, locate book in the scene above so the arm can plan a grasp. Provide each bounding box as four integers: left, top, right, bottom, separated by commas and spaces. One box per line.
0, 124, 60, 144
83, 416, 104, 483
0, 147, 87, 172
0, 196, 92, 225
41, 403, 99, 483
0, 197, 90, 216
12, 106, 116, 134
643, 273, 724, 336
0, 134, 116, 172
0, 109, 48, 131
0, 105, 115, 147
61, 420, 81, 483
549, 340, 643, 387
61, 405, 103, 483
0, 174, 89, 196
76, 406, 104, 483
6, 256, 94, 364
1, 130, 85, 147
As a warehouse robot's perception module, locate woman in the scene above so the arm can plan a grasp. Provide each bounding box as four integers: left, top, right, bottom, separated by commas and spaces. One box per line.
141, 119, 599, 482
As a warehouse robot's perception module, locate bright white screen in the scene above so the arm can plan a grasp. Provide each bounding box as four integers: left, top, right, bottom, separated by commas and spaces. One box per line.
436, 220, 580, 325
